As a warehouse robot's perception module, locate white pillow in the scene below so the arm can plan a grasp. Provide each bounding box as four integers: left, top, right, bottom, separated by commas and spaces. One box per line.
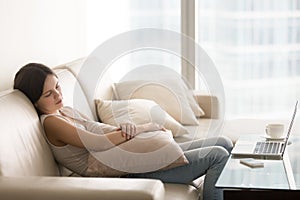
113, 79, 202, 125
95, 99, 189, 137
86, 130, 189, 175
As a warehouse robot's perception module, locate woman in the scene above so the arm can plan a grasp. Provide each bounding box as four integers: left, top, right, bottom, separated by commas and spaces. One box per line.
14, 63, 233, 200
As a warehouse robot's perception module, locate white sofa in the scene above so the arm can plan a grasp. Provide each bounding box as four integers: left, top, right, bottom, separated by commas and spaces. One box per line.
0, 58, 221, 200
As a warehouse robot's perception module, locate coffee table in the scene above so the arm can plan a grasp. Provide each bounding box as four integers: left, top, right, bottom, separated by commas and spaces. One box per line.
216, 134, 300, 199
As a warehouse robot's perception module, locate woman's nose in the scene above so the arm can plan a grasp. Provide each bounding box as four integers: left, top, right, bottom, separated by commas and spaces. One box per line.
53, 89, 61, 98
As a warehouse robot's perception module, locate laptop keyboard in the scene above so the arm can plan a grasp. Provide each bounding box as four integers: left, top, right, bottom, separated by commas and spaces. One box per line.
253, 141, 284, 154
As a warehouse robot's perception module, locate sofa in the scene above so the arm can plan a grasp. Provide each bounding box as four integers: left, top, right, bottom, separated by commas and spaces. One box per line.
0, 58, 222, 200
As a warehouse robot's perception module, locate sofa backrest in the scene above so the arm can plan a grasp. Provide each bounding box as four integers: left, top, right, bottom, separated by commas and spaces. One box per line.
54, 67, 96, 121
0, 61, 97, 177
54, 58, 117, 121
0, 90, 59, 176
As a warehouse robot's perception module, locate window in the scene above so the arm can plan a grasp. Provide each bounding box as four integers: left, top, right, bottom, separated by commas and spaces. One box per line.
197, 0, 300, 119
86, 0, 300, 119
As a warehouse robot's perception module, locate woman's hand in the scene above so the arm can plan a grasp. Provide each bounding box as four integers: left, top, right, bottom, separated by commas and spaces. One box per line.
118, 122, 166, 140
119, 123, 138, 140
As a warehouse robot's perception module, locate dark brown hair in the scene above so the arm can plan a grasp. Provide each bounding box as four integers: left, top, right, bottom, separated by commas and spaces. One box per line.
14, 63, 56, 104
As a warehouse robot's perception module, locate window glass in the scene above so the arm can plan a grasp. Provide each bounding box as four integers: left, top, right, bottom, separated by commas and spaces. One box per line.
197, 0, 300, 119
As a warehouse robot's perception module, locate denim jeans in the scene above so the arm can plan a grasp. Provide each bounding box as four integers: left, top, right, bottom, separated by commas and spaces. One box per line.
126, 136, 233, 200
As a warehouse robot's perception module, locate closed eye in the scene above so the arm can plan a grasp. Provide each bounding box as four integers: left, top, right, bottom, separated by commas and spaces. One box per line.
44, 91, 52, 97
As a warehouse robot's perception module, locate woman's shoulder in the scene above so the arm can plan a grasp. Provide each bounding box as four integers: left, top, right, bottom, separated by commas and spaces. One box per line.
61, 106, 90, 121
40, 108, 70, 125
61, 106, 75, 113
40, 113, 57, 125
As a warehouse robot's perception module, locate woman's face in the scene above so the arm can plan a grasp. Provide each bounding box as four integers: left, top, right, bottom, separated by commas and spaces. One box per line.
35, 74, 63, 114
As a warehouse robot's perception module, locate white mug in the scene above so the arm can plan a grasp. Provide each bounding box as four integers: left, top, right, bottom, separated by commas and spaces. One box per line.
265, 124, 284, 138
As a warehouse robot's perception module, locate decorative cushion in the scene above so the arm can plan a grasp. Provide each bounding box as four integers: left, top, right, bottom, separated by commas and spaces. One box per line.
86, 130, 189, 176
113, 79, 204, 125
95, 99, 188, 137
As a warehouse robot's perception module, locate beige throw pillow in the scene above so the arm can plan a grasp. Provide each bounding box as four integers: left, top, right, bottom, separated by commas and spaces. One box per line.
95, 99, 189, 137
86, 130, 189, 176
113, 79, 203, 125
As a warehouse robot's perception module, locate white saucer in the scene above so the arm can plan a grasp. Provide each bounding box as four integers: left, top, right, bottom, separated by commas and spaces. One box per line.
261, 135, 285, 141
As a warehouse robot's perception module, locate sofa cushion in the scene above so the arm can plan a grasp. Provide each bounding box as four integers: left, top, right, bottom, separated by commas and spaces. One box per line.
56, 57, 117, 118
87, 129, 189, 175
113, 80, 201, 125
0, 176, 167, 200
54, 68, 96, 121
0, 90, 59, 176
164, 183, 201, 200
95, 99, 189, 137
175, 118, 219, 143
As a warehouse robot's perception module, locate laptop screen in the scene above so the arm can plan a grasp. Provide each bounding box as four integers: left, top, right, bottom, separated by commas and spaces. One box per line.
281, 100, 298, 157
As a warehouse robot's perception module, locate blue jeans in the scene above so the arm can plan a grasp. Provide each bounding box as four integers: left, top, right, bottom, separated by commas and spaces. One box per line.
126, 136, 233, 200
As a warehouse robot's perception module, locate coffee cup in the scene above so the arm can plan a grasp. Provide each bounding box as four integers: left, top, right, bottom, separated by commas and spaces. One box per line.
265, 124, 284, 138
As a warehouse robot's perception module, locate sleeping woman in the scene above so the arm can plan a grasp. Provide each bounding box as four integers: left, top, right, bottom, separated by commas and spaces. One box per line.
14, 63, 233, 200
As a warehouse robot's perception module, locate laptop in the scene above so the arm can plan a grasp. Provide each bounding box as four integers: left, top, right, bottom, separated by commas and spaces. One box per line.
231, 100, 298, 160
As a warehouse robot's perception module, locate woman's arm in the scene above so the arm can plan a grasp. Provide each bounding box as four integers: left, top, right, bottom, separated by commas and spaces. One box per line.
118, 122, 165, 139
136, 123, 165, 133
43, 116, 129, 151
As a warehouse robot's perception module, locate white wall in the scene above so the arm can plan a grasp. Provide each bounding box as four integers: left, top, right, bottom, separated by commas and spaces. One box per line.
0, 0, 87, 91
86, 0, 131, 53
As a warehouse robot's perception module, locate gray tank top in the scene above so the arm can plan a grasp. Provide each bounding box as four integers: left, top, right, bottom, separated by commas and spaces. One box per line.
40, 107, 117, 176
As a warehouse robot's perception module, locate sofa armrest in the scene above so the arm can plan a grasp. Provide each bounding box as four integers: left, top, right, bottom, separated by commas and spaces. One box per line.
0, 176, 164, 200
193, 91, 219, 119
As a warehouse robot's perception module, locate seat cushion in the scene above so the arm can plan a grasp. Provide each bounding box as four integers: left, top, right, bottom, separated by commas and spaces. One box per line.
164, 183, 201, 200
0, 90, 59, 176
175, 118, 218, 143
